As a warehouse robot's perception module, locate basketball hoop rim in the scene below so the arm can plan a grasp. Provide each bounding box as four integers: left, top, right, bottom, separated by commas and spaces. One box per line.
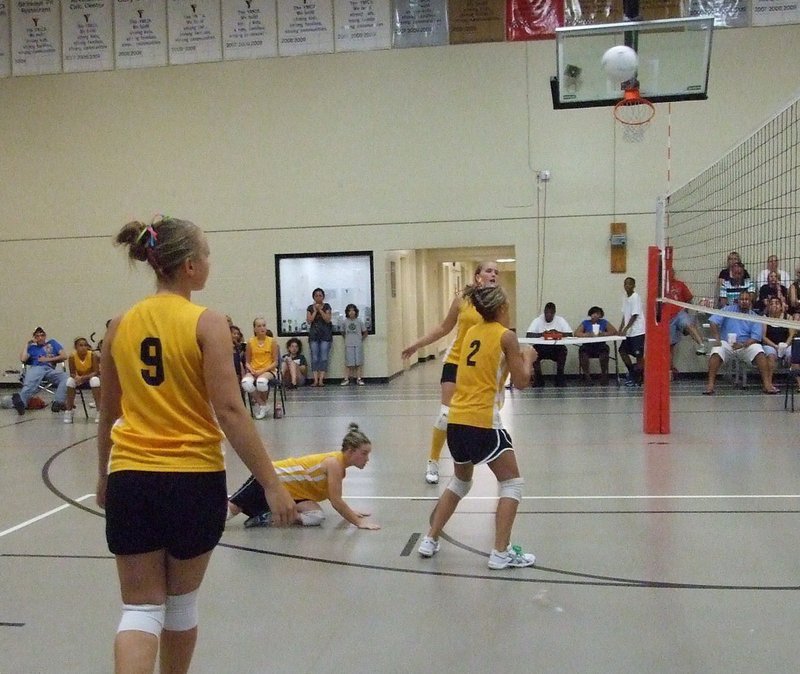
613, 90, 656, 125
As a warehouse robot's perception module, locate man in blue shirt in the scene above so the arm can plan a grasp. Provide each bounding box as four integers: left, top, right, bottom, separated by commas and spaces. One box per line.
703, 292, 776, 395
12, 327, 69, 415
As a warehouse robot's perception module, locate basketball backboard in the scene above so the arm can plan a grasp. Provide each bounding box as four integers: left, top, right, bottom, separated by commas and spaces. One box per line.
551, 16, 715, 109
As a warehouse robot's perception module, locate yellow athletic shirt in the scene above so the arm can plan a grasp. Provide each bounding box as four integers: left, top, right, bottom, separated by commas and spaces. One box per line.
71, 351, 97, 377
274, 451, 343, 502
109, 294, 224, 473
443, 297, 481, 366
448, 320, 509, 429
248, 335, 276, 371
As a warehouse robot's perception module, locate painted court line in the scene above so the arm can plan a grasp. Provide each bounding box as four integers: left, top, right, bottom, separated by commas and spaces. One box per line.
346, 494, 800, 500
0, 494, 94, 538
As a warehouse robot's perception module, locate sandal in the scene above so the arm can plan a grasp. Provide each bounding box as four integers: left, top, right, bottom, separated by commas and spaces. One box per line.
762, 387, 780, 395
702, 389, 715, 396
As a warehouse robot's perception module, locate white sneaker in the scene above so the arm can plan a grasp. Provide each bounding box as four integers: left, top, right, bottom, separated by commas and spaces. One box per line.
695, 344, 707, 355
94, 413, 100, 424
254, 405, 267, 420
340, 378, 350, 386
488, 545, 536, 570
418, 536, 440, 557
63, 410, 74, 424
425, 460, 439, 485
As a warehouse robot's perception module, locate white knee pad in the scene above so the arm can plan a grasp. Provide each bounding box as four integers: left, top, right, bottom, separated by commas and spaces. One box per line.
498, 477, 524, 503
89, 376, 100, 388
163, 589, 199, 632
255, 375, 272, 392
446, 476, 472, 499
66, 377, 76, 389
434, 404, 450, 432
117, 603, 166, 636
299, 509, 326, 526
241, 375, 256, 393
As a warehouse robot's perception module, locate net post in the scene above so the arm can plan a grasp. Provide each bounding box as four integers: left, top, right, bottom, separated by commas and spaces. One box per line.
643, 245, 670, 434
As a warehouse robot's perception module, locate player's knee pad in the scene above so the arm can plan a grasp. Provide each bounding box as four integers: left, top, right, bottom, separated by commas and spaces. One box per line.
163, 589, 199, 632
255, 376, 272, 392
446, 476, 473, 499
498, 477, 524, 503
117, 603, 166, 636
434, 404, 450, 432
241, 376, 256, 393
89, 376, 100, 388
299, 509, 326, 526
66, 377, 76, 389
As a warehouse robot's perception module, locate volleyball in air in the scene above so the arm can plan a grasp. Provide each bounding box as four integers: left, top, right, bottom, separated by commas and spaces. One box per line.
601, 45, 639, 83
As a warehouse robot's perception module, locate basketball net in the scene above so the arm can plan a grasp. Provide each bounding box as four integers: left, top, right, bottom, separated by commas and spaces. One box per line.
613, 86, 655, 143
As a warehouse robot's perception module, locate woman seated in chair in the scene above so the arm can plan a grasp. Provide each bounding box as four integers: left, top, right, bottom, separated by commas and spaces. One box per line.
575, 306, 618, 385
241, 317, 279, 420
64, 337, 101, 423
281, 337, 307, 388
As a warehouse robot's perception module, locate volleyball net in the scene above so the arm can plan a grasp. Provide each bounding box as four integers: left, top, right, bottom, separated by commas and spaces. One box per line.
643, 93, 800, 433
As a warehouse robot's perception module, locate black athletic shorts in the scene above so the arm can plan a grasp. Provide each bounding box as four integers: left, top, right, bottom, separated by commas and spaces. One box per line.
620, 334, 645, 358
228, 475, 311, 517
440, 362, 458, 384
105, 470, 227, 559
447, 423, 513, 465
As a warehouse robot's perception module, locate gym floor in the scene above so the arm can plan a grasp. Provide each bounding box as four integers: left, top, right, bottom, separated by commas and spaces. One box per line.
2, 360, 799, 673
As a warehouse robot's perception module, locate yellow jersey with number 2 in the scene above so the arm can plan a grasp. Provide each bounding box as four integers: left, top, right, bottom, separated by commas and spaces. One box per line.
448, 320, 509, 429
109, 294, 224, 473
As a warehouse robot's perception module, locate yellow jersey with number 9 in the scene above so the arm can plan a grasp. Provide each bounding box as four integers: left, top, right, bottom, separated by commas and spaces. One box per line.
448, 320, 509, 429
109, 294, 224, 473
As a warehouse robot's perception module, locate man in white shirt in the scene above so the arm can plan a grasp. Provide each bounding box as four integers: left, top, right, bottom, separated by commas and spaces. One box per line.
756, 254, 790, 289
526, 302, 572, 387
619, 277, 646, 386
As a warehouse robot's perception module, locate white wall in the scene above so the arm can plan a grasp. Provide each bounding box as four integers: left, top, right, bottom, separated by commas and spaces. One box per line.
1, 25, 799, 376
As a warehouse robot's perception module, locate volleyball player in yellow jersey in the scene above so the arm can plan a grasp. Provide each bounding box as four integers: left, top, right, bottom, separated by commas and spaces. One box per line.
63, 336, 101, 423
241, 316, 279, 420
401, 261, 499, 485
96, 216, 296, 674
227, 422, 380, 530
417, 286, 538, 570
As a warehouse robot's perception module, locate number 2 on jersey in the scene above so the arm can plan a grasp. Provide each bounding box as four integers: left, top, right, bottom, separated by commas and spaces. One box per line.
466, 339, 481, 366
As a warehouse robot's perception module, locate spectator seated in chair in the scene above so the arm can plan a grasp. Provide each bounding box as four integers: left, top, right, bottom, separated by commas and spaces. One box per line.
12, 326, 69, 415
761, 297, 797, 388
64, 336, 101, 424
703, 292, 778, 395
526, 301, 572, 387
574, 306, 617, 385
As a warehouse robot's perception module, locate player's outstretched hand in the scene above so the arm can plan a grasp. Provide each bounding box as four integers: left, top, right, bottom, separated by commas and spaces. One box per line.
357, 520, 381, 530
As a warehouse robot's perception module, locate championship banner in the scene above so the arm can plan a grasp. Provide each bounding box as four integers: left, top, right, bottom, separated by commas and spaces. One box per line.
506, 0, 563, 41
11, 0, 62, 76
448, 0, 505, 44
0, 2, 10, 78
167, 0, 222, 65
392, 0, 449, 48
62, 0, 113, 73
752, 0, 799, 25
114, 0, 168, 69
334, 0, 391, 53
277, 0, 334, 57
222, 0, 278, 61
685, 0, 748, 27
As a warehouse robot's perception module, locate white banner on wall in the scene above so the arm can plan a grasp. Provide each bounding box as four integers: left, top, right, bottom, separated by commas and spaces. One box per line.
752, 0, 800, 25
114, 0, 168, 70
0, 2, 10, 78
222, 0, 277, 61
11, 0, 62, 76
167, 0, 222, 65
62, 0, 113, 73
277, 0, 334, 56
334, 0, 391, 52
392, 0, 449, 48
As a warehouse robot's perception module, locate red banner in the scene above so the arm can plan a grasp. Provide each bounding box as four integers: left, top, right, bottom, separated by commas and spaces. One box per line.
506, 0, 563, 41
